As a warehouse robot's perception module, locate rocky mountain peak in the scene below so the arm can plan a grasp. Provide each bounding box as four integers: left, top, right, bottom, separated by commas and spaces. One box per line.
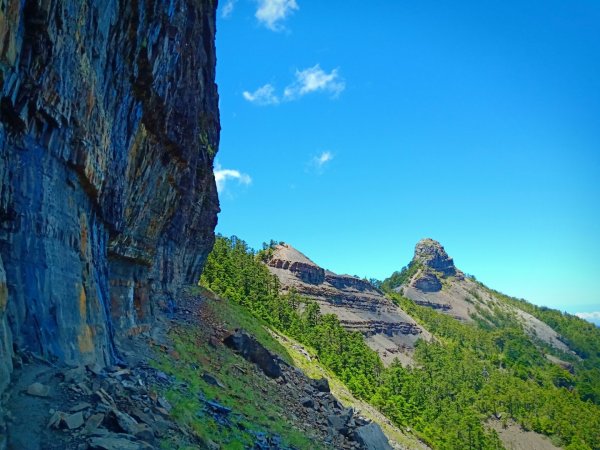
267, 244, 325, 284
413, 238, 456, 276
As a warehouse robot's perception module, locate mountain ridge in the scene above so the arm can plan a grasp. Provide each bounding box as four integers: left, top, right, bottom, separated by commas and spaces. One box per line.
265, 243, 430, 366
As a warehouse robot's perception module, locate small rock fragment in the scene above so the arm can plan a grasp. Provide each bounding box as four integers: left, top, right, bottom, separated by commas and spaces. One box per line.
70, 402, 92, 412
112, 409, 139, 435
89, 436, 149, 450
47, 411, 65, 429
202, 373, 224, 388
84, 413, 105, 433
300, 397, 314, 408
65, 411, 85, 430
27, 382, 50, 397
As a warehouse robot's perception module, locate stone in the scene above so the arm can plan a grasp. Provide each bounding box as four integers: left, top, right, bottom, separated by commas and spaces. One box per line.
352, 423, 393, 450
70, 402, 92, 412
89, 436, 152, 450
84, 413, 106, 433
111, 409, 139, 435
48, 411, 66, 429
312, 378, 330, 393
134, 424, 155, 442
26, 382, 50, 397
202, 373, 225, 388
65, 412, 85, 430
300, 397, 315, 408
327, 408, 353, 436
223, 330, 281, 378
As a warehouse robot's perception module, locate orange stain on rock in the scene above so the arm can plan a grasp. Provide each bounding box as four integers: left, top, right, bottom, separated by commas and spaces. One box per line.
78, 325, 94, 354
78, 285, 94, 354
79, 285, 87, 319
80, 214, 88, 257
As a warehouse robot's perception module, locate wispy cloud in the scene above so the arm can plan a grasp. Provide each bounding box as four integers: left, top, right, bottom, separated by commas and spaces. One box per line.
309, 151, 334, 174
242, 65, 345, 106
255, 0, 298, 31
221, 0, 237, 18
284, 65, 345, 100
214, 163, 252, 193
242, 84, 280, 105
575, 311, 600, 325
315, 151, 333, 167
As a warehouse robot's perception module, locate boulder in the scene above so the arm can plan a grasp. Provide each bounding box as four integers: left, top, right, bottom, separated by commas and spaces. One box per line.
223, 331, 281, 378
312, 378, 330, 393
300, 397, 315, 408
353, 423, 393, 450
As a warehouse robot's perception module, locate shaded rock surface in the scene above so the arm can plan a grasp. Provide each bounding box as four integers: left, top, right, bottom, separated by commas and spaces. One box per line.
223, 329, 282, 378
266, 244, 430, 365
0, 0, 220, 390
354, 422, 394, 450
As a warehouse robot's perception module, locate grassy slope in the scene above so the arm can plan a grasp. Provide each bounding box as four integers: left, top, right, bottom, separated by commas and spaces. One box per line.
154, 293, 318, 450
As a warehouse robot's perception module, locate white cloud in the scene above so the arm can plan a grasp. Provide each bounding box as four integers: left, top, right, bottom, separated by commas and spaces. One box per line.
242, 84, 280, 105
221, 0, 236, 18
255, 0, 298, 31
284, 65, 345, 100
214, 163, 252, 193
575, 311, 600, 324
243, 65, 345, 106
309, 151, 334, 174
315, 151, 333, 167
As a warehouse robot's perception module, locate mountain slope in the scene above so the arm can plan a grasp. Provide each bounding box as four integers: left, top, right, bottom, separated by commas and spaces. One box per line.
265, 243, 430, 365
200, 235, 600, 450
388, 239, 572, 354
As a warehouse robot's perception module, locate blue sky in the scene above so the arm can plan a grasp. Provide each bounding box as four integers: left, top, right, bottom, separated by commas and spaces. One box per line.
213, 0, 600, 319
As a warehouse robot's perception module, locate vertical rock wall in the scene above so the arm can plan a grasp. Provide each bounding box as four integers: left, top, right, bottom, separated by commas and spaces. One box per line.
0, 0, 220, 391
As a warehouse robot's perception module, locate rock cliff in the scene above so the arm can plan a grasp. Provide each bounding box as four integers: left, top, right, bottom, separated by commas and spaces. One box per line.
0, 0, 220, 391
266, 244, 429, 365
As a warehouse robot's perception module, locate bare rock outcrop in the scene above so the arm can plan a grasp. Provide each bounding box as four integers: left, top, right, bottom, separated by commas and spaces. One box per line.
397, 239, 573, 354
266, 244, 429, 365
0, 0, 220, 391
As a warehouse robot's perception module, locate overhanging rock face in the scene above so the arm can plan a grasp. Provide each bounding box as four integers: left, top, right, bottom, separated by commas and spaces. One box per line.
0, 0, 220, 391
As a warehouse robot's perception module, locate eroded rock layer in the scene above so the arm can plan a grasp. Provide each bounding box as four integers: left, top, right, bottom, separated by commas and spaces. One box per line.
267, 244, 428, 365
397, 239, 571, 353
0, 0, 220, 391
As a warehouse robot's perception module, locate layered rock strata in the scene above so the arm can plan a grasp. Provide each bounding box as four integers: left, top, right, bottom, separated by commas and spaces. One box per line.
266, 244, 427, 365
398, 239, 572, 353
0, 0, 220, 391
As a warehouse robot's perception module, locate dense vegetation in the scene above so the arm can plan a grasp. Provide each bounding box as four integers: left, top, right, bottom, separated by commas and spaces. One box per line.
380, 261, 421, 292
492, 288, 600, 404
200, 235, 600, 450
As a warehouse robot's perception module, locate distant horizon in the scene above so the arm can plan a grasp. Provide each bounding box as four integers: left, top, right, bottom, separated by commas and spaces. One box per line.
214, 1, 600, 325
